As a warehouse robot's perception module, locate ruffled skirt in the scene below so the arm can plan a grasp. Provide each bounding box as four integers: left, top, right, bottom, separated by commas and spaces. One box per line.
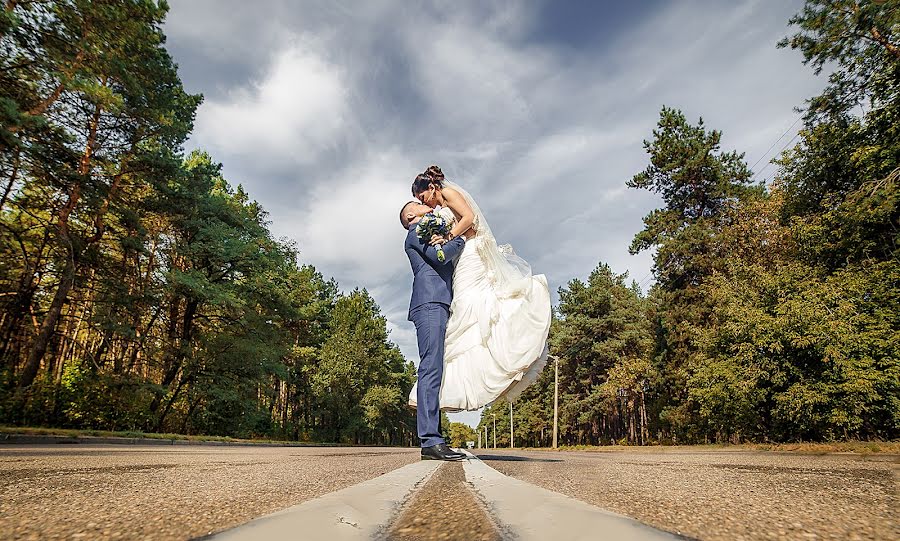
409, 236, 552, 411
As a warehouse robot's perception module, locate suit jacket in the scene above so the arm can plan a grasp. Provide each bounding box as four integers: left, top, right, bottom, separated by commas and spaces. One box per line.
405, 224, 466, 320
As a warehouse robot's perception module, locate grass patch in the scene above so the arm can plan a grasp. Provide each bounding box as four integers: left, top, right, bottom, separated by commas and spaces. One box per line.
0, 425, 332, 446
514, 441, 900, 455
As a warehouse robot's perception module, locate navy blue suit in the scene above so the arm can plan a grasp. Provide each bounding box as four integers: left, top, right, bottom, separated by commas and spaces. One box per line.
404, 224, 466, 447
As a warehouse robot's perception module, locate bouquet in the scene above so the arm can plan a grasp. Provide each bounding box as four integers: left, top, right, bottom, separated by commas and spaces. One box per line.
416, 212, 450, 261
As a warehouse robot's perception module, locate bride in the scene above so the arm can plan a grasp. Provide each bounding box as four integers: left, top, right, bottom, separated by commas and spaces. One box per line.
407, 165, 551, 411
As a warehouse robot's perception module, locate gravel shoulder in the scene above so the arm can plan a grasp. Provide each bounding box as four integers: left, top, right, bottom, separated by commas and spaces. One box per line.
478, 449, 899, 541
1, 444, 418, 540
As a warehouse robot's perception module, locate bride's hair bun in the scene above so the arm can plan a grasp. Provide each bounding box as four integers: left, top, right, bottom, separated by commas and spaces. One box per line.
412, 165, 445, 196
424, 165, 445, 183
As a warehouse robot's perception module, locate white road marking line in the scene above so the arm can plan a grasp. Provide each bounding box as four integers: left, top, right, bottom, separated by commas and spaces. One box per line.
462, 452, 684, 540
207, 459, 441, 540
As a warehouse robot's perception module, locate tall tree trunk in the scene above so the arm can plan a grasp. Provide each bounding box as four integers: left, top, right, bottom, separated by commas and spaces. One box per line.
628, 398, 637, 445
640, 391, 649, 445
51, 302, 79, 377
123, 235, 158, 374
18, 99, 101, 388
282, 381, 288, 430
126, 306, 159, 374
303, 390, 310, 432
0, 268, 36, 364
150, 297, 196, 414
93, 330, 111, 369
182, 396, 200, 435
19, 257, 75, 387
0, 228, 49, 365
154, 375, 188, 433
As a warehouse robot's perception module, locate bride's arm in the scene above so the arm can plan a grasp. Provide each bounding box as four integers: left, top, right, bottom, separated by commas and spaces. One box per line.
442, 187, 475, 238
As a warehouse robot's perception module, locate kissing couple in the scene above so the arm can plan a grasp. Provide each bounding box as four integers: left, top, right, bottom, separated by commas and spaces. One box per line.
400, 165, 551, 461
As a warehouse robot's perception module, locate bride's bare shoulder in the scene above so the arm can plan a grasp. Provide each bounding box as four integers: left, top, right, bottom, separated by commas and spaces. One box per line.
441, 186, 473, 210
442, 186, 474, 205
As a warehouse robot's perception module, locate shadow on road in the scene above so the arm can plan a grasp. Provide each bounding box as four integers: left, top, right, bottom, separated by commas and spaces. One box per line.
475, 453, 562, 463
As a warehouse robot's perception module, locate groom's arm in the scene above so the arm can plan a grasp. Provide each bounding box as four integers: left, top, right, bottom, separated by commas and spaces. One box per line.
419, 236, 466, 266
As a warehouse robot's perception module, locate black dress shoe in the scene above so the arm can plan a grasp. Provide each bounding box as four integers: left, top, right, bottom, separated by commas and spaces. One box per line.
421, 443, 466, 461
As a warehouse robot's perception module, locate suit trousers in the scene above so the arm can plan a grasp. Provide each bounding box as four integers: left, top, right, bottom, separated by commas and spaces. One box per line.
410, 302, 449, 448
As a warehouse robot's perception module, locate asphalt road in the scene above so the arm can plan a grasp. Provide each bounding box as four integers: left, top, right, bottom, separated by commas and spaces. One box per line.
3, 444, 898, 540
477, 448, 900, 541
0, 444, 418, 540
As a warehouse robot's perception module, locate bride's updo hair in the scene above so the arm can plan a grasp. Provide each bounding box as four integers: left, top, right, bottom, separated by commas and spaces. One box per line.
424, 165, 445, 183
411, 165, 445, 196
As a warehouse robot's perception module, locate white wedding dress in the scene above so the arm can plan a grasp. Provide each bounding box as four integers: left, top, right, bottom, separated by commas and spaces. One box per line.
408, 183, 552, 411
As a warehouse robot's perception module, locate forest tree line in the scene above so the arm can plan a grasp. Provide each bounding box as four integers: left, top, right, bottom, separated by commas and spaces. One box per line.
1, 1, 896, 446
0, 1, 418, 444
480, 0, 899, 446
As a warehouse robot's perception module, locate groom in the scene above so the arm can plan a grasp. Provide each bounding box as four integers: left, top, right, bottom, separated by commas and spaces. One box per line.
401, 201, 467, 461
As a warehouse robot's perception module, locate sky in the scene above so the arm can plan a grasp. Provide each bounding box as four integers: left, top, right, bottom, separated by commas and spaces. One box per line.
163, 0, 824, 427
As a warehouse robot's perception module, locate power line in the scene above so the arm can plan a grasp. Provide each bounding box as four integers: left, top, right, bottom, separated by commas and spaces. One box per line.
751, 130, 803, 183
748, 115, 802, 181
636, 270, 654, 289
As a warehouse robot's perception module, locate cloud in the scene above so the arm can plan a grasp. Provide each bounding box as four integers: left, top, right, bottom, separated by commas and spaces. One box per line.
403, 22, 549, 144
192, 41, 349, 164
165, 0, 824, 426
289, 150, 419, 284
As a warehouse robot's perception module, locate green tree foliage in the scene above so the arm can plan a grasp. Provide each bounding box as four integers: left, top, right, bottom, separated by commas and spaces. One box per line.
0, 2, 416, 445
2, 1, 201, 390
314, 289, 415, 444
551, 265, 654, 445
480, 266, 654, 447
486, 1, 898, 445
448, 421, 477, 448
627, 106, 759, 287
624, 0, 898, 443
625, 107, 761, 442
778, 0, 900, 119
693, 192, 898, 441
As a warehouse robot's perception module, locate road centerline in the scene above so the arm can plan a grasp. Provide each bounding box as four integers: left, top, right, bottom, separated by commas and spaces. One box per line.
204, 459, 441, 540
462, 452, 685, 541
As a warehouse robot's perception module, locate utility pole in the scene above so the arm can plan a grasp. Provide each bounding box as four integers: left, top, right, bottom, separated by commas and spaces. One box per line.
478, 430, 481, 449
553, 355, 559, 449
510, 400, 514, 449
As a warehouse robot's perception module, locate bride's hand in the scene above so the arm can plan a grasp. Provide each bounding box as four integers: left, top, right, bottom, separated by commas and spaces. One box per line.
429, 234, 447, 246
